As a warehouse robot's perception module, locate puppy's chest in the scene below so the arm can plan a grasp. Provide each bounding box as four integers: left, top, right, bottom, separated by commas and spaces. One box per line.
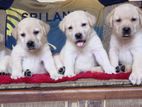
118, 45, 133, 65
75, 52, 97, 72
22, 56, 46, 74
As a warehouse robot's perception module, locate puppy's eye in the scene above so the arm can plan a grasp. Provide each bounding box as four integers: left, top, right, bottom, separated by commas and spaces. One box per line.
21, 33, 25, 37
33, 30, 39, 35
81, 23, 87, 27
68, 26, 73, 30
116, 18, 121, 23
131, 18, 137, 22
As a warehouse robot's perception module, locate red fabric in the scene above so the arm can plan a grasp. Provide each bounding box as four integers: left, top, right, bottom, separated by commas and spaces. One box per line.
0, 71, 131, 84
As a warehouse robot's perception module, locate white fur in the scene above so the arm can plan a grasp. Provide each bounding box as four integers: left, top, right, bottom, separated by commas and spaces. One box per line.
10, 18, 62, 80
0, 33, 11, 73
107, 4, 142, 85
56, 11, 115, 77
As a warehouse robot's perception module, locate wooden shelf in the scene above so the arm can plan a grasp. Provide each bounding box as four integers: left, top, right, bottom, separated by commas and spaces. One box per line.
0, 86, 142, 103
0, 79, 141, 103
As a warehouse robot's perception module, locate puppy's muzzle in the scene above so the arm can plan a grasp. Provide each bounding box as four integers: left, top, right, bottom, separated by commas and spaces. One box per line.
75, 33, 86, 48
122, 27, 131, 37
27, 40, 35, 50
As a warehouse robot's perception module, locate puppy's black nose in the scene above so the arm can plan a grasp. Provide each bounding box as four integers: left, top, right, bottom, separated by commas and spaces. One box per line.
123, 27, 131, 35
27, 40, 35, 49
75, 33, 82, 40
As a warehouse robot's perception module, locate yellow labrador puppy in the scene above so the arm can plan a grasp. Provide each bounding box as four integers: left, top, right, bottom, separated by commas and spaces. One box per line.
55, 11, 115, 77
11, 18, 63, 80
106, 4, 142, 85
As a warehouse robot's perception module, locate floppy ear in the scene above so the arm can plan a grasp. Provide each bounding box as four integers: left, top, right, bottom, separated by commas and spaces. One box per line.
85, 12, 96, 27
137, 7, 142, 26
12, 25, 18, 40
59, 18, 66, 32
40, 21, 50, 36
106, 9, 115, 28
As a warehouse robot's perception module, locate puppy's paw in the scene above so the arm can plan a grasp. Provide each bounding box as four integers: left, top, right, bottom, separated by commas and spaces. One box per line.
104, 66, 116, 74
0, 72, 9, 75
64, 71, 75, 77
115, 64, 125, 73
58, 66, 65, 75
11, 72, 24, 80
24, 69, 32, 77
129, 72, 142, 85
50, 73, 63, 80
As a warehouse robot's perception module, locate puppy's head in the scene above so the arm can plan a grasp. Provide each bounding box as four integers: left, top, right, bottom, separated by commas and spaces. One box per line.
12, 18, 50, 52
106, 4, 142, 38
59, 10, 96, 48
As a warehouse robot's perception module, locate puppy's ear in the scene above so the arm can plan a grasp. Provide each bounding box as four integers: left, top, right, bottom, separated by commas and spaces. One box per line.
12, 25, 18, 40
59, 18, 66, 32
40, 21, 50, 36
106, 9, 115, 28
85, 12, 96, 27
137, 7, 142, 26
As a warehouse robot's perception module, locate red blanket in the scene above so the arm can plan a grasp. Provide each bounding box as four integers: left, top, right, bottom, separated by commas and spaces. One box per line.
0, 71, 131, 84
